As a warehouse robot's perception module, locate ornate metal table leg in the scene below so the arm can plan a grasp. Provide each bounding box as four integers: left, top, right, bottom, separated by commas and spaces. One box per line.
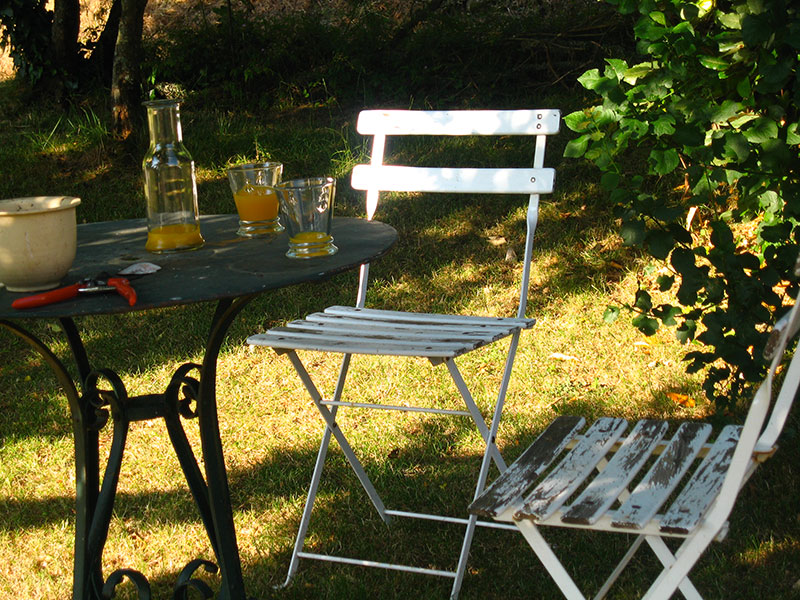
192, 296, 256, 600
2, 297, 255, 600
0, 318, 106, 599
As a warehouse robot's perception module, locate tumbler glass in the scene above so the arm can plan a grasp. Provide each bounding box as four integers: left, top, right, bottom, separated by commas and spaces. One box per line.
275, 177, 338, 259
226, 162, 284, 237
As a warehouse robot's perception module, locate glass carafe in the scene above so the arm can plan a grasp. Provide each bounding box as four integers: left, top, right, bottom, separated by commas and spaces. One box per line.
142, 99, 204, 253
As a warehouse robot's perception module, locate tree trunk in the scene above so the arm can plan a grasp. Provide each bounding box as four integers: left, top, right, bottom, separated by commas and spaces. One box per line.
90, 0, 122, 85
50, 0, 80, 96
111, 0, 148, 140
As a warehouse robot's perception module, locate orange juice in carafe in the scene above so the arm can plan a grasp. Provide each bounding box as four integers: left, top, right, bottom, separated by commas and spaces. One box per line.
145, 223, 205, 253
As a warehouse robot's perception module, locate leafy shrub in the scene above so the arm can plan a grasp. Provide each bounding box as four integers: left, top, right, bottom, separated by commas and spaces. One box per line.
565, 0, 800, 409
0, 0, 54, 85
142, 0, 623, 110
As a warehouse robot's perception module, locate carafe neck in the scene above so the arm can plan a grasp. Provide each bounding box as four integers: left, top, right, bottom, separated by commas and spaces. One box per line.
144, 99, 184, 145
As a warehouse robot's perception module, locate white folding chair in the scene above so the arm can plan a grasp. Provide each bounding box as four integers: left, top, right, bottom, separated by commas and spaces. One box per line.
470, 256, 800, 599
247, 109, 561, 598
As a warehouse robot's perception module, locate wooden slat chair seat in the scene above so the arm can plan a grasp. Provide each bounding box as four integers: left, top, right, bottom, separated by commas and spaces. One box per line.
247, 109, 560, 599
470, 262, 800, 600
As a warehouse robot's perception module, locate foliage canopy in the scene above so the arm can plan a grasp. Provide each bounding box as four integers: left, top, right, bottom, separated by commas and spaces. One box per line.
565, 0, 800, 409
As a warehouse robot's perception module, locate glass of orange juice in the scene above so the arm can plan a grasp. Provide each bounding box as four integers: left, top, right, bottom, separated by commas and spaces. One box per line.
226, 162, 284, 237
275, 177, 338, 259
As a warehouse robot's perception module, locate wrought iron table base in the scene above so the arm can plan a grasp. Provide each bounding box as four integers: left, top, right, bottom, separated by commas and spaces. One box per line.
0, 295, 253, 600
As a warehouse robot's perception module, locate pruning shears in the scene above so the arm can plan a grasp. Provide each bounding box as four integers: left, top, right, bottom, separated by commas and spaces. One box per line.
12, 273, 137, 310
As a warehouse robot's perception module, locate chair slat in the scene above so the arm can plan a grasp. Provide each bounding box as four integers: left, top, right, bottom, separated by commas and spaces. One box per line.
249, 328, 476, 357
356, 109, 562, 136
284, 319, 506, 344
469, 416, 586, 518
612, 422, 712, 529
304, 313, 519, 336
515, 417, 629, 522
561, 419, 670, 526
351, 165, 555, 195
659, 425, 742, 534
323, 305, 536, 329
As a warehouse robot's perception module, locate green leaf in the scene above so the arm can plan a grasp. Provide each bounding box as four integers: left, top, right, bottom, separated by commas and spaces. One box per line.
621, 117, 649, 137
634, 289, 653, 312
787, 122, 800, 145
646, 229, 675, 260
653, 304, 682, 326
620, 220, 646, 246
577, 69, 604, 90
657, 274, 675, 291
710, 221, 735, 252
649, 10, 666, 25
564, 110, 593, 133
675, 320, 697, 343
605, 58, 629, 79
673, 124, 705, 147
758, 190, 781, 214
741, 13, 772, 46
603, 305, 621, 323
563, 134, 589, 158
632, 313, 659, 336
699, 55, 730, 71
717, 12, 741, 29
723, 132, 750, 163
600, 172, 620, 191
649, 148, 680, 175
711, 100, 744, 124
623, 62, 653, 84
653, 115, 676, 136
744, 117, 778, 143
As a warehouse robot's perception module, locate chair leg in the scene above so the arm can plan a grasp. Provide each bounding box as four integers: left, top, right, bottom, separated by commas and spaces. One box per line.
516, 519, 587, 600
444, 359, 507, 472
448, 331, 522, 599
643, 535, 707, 600
286, 351, 389, 522
282, 423, 336, 587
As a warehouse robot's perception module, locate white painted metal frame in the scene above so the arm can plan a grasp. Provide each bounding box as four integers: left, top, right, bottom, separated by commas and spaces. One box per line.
248, 109, 560, 599
470, 261, 800, 600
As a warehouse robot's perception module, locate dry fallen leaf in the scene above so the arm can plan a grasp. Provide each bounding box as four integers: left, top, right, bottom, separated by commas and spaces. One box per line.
666, 392, 696, 408
549, 352, 579, 362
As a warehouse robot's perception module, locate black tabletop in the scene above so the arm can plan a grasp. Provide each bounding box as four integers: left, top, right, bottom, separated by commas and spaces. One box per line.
0, 215, 397, 319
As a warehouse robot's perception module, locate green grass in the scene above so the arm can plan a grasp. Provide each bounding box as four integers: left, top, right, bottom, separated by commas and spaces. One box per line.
1, 74, 799, 599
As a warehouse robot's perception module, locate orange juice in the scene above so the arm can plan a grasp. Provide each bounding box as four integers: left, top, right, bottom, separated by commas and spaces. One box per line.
287, 230, 336, 258
233, 185, 279, 221
290, 231, 333, 245
146, 223, 204, 253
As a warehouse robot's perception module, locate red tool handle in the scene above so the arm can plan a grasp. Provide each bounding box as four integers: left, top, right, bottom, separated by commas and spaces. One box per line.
11, 283, 83, 310
107, 277, 137, 306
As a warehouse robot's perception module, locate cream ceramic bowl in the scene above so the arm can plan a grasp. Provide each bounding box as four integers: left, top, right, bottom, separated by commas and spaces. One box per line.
0, 196, 81, 292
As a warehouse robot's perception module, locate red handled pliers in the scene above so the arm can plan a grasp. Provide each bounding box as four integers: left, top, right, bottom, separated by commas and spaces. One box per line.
12, 274, 137, 310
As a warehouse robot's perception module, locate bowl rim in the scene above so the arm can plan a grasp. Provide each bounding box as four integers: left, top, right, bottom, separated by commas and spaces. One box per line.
0, 196, 81, 216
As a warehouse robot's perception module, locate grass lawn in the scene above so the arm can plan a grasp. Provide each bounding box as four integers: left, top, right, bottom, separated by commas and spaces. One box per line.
0, 76, 799, 599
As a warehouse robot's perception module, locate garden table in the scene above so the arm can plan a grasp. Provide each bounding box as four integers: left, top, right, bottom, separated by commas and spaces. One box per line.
0, 214, 396, 600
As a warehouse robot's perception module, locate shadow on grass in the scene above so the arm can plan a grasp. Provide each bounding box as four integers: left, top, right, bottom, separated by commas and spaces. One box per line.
3, 404, 798, 598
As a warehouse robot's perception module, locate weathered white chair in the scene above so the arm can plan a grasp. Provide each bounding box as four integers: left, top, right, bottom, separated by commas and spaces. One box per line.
470, 259, 800, 600
247, 109, 561, 598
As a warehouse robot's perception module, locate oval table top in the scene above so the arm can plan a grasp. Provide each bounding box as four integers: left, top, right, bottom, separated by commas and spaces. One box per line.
0, 215, 397, 319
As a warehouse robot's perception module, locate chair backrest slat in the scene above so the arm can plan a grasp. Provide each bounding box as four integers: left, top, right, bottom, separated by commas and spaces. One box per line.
356, 109, 561, 136
351, 165, 555, 195
351, 108, 561, 317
